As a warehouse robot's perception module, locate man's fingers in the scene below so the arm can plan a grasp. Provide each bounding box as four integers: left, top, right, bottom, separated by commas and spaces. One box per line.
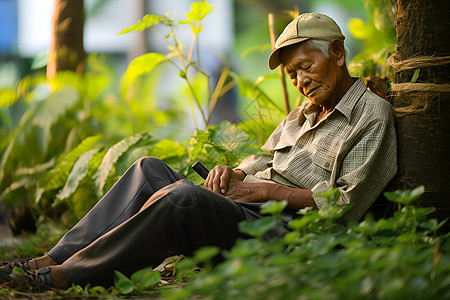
219, 168, 232, 194
204, 166, 233, 194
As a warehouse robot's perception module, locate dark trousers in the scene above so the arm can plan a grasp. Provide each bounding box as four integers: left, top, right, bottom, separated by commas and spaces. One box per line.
47, 157, 257, 287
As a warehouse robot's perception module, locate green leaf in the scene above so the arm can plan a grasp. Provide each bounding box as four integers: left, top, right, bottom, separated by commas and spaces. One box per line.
54, 149, 99, 205
130, 266, 152, 284
94, 132, 145, 197
39, 135, 102, 191
384, 186, 425, 205
118, 14, 170, 35
31, 87, 80, 155
148, 139, 187, 161
260, 200, 287, 215
194, 246, 220, 262
179, 1, 213, 34
120, 53, 167, 98
142, 271, 161, 289
211, 121, 249, 154
411, 68, 420, 83
114, 270, 134, 294
0, 89, 18, 107
314, 188, 339, 200
12, 266, 25, 276
238, 217, 277, 238
184, 1, 213, 22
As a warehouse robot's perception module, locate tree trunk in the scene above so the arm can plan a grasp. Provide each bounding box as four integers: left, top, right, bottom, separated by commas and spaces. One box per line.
393, 0, 450, 233
47, 0, 85, 78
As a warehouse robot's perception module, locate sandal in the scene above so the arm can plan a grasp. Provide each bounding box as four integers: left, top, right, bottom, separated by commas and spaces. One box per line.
0, 258, 37, 273
8, 267, 53, 292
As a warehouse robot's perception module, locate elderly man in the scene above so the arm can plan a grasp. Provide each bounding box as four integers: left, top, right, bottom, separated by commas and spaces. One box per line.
1, 13, 396, 291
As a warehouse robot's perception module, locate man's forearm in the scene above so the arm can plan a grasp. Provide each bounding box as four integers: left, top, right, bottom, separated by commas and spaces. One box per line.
260, 182, 316, 210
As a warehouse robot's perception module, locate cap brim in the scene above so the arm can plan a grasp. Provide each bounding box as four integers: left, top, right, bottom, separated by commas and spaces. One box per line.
268, 37, 311, 70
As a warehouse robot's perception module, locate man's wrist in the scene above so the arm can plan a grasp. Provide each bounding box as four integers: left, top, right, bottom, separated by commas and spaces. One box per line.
233, 169, 246, 181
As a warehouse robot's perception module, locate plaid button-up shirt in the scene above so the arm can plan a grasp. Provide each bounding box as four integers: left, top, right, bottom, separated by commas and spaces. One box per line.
237, 78, 397, 223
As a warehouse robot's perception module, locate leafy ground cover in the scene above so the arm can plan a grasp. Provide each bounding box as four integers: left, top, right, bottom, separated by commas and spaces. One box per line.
1, 186, 448, 299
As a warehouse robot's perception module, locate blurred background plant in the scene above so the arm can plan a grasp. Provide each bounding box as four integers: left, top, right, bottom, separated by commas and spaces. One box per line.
0, 0, 396, 241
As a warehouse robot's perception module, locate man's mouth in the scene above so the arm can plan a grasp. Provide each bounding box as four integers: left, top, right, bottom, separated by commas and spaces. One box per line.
305, 87, 318, 97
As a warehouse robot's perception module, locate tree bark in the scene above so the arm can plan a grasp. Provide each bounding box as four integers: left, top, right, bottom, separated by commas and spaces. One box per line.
393, 0, 450, 233
47, 0, 85, 79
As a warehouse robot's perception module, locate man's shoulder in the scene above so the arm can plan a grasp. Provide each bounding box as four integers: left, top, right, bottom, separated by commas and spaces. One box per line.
357, 89, 395, 121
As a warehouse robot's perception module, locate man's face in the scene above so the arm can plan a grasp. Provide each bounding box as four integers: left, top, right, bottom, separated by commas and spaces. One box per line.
281, 42, 344, 109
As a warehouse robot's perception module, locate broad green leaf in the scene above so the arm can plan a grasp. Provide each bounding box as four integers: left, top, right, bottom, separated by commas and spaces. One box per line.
94, 132, 144, 197
54, 149, 99, 204
83, 73, 111, 100
31, 87, 80, 155
120, 52, 167, 98
179, 1, 213, 34
12, 266, 25, 276
114, 270, 134, 294
118, 14, 170, 35
148, 139, 187, 160
384, 186, 425, 205
211, 121, 249, 153
130, 266, 152, 284
39, 135, 102, 190
238, 217, 277, 238
194, 246, 220, 262
184, 1, 213, 22
313, 187, 339, 199
260, 200, 287, 215
142, 271, 161, 289
0, 89, 18, 107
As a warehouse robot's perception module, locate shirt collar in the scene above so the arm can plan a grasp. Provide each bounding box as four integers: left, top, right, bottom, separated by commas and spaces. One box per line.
333, 78, 367, 121
299, 78, 367, 124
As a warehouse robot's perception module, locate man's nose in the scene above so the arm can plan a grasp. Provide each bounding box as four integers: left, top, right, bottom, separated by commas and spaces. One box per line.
296, 71, 311, 89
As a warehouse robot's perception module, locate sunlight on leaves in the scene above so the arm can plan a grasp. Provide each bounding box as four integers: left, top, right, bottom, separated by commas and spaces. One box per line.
179, 1, 214, 35
94, 132, 145, 197
55, 149, 99, 204
117, 14, 171, 35
0, 89, 18, 107
120, 53, 167, 98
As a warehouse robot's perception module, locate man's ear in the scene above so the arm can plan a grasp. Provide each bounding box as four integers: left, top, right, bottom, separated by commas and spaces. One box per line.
328, 39, 346, 67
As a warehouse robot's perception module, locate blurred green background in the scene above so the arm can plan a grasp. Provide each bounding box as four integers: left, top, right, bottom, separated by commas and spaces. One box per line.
0, 0, 395, 235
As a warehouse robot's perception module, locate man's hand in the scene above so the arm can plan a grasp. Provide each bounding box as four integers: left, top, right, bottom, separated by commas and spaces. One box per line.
204, 166, 245, 194
223, 180, 266, 203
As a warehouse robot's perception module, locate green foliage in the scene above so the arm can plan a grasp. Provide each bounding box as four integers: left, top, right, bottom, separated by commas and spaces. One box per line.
114, 268, 161, 295
166, 186, 449, 300
347, 0, 396, 80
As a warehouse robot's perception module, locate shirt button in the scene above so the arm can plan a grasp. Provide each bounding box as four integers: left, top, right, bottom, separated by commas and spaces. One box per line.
324, 162, 330, 168
298, 144, 303, 149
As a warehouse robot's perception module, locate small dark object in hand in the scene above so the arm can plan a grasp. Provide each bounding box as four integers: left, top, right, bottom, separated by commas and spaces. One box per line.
191, 161, 210, 179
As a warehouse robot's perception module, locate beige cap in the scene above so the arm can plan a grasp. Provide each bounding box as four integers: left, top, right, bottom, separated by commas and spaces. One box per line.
268, 12, 345, 70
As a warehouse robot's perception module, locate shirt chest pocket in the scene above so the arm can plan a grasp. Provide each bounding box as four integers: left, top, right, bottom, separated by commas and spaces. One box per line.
312, 149, 336, 173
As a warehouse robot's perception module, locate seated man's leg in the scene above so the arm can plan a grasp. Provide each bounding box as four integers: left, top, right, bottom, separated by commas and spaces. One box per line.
47, 157, 185, 265
60, 180, 247, 287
